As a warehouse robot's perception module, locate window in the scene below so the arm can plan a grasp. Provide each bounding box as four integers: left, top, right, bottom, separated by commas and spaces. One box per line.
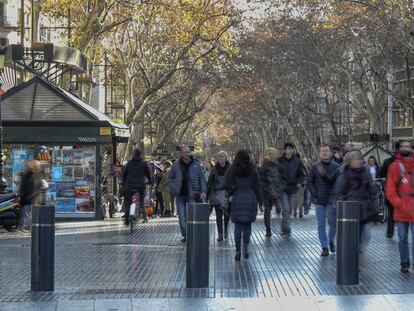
393, 109, 413, 128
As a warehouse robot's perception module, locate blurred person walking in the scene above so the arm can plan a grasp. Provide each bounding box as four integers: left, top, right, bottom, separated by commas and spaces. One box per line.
225, 150, 262, 261
207, 151, 231, 241
386, 141, 414, 273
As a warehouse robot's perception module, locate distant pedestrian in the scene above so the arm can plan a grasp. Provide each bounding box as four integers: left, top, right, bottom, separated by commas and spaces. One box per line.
330, 151, 378, 245
368, 156, 380, 180
294, 152, 306, 218
332, 146, 343, 164
169, 146, 207, 242
123, 149, 152, 225
225, 150, 262, 261
204, 160, 215, 181
307, 145, 340, 256
278, 143, 305, 234
18, 160, 42, 232
207, 151, 231, 241
386, 141, 414, 273
380, 142, 400, 238
158, 161, 172, 217
260, 148, 285, 237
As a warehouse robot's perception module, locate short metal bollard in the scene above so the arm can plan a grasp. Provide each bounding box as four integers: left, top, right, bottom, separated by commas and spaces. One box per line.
31, 204, 55, 292
186, 202, 209, 288
336, 200, 360, 285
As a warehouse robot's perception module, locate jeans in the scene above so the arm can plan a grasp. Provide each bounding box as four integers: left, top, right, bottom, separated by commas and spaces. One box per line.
234, 222, 252, 252
304, 188, 311, 213
397, 222, 414, 266
176, 194, 194, 237
315, 204, 336, 248
280, 193, 292, 232
124, 188, 147, 224
287, 193, 298, 215
17, 204, 31, 230
215, 207, 229, 237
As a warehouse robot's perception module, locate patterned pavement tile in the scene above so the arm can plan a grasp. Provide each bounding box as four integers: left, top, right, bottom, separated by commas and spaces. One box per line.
0, 212, 413, 302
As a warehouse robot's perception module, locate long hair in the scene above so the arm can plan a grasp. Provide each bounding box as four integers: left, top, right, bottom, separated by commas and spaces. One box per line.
227, 150, 254, 181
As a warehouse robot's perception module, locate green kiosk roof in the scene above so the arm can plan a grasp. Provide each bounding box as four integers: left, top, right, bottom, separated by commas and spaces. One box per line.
1, 76, 129, 143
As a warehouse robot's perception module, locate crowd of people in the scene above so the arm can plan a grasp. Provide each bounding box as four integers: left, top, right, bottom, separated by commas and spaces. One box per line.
121, 140, 414, 271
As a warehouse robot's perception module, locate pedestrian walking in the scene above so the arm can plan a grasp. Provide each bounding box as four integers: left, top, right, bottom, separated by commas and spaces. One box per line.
260, 148, 285, 237
18, 160, 42, 232
295, 153, 306, 218
168, 146, 207, 242
368, 156, 380, 180
330, 151, 378, 245
278, 143, 305, 234
225, 150, 262, 261
158, 161, 172, 217
385, 141, 414, 273
122, 149, 152, 225
380, 142, 400, 238
307, 145, 340, 256
204, 160, 215, 181
207, 151, 231, 241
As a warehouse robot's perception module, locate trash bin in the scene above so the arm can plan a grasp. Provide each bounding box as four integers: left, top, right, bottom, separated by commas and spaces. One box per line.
31, 204, 55, 291
336, 200, 360, 285
186, 202, 209, 288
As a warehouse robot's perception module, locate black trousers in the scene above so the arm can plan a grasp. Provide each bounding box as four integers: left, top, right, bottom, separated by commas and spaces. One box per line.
386, 200, 395, 235
124, 188, 147, 224
215, 206, 230, 236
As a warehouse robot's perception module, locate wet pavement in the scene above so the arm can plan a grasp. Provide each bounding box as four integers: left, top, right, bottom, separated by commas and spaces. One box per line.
0, 211, 413, 306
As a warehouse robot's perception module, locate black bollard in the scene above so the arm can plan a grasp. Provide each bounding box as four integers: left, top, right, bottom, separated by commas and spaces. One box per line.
336, 200, 360, 285
186, 202, 209, 288
31, 204, 55, 291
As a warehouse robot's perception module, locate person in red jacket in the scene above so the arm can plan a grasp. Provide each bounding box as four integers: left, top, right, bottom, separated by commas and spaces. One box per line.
386, 140, 414, 273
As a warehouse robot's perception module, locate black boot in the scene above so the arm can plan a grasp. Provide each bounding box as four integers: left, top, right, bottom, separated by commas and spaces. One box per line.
235, 252, 241, 261
329, 241, 336, 253
243, 243, 249, 259
266, 227, 272, 237
217, 234, 223, 242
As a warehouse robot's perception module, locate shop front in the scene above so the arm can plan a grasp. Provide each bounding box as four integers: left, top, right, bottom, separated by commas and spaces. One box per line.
1, 76, 129, 219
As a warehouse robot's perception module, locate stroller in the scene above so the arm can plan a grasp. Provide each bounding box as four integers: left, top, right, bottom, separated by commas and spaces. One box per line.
0, 194, 21, 232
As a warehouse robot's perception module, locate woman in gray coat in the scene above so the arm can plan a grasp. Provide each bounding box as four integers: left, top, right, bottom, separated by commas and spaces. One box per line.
225, 150, 262, 261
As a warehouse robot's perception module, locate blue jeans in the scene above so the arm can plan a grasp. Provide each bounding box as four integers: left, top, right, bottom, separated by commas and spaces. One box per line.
315, 204, 336, 248
176, 194, 194, 237
234, 222, 252, 252
280, 193, 295, 232
397, 222, 414, 266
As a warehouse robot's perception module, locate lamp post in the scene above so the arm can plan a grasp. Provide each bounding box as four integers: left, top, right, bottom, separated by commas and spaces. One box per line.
0, 47, 8, 193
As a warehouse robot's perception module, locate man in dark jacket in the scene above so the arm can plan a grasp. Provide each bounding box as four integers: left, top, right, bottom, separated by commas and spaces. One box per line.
380, 141, 400, 238
260, 147, 285, 237
123, 149, 151, 225
278, 143, 305, 235
307, 145, 340, 256
168, 145, 207, 242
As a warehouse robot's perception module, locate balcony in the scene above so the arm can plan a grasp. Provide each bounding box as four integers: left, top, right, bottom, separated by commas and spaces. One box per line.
0, 16, 18, 30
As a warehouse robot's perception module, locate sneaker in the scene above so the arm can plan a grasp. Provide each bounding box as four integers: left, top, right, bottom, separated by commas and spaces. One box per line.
401, 265, 410, 273
329, 241, 336, 253
181, 237, 186, 243
142, 218, 149, 224
321, 248, 329, 257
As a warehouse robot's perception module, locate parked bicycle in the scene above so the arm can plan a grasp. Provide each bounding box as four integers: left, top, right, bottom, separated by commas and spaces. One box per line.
374, 178, 387, 224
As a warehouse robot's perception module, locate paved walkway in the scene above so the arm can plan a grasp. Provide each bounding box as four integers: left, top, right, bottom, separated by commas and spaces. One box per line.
0, 212, 413, 305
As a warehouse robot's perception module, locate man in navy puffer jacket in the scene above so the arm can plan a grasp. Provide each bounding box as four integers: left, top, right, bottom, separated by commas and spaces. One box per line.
307, 145, 340, 257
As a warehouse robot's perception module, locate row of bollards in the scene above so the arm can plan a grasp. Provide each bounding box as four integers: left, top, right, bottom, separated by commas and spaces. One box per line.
29, 200, 359, 292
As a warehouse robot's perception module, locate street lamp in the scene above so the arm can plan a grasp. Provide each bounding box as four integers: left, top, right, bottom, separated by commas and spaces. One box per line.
0, 47, 8, 193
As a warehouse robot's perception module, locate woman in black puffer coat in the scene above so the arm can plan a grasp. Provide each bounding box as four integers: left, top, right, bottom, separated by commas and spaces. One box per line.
207, 151, 231, 241
225, 150, 262, 261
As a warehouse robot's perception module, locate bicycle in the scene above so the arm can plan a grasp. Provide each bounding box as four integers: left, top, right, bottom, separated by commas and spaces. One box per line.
374, 178, 387, 224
